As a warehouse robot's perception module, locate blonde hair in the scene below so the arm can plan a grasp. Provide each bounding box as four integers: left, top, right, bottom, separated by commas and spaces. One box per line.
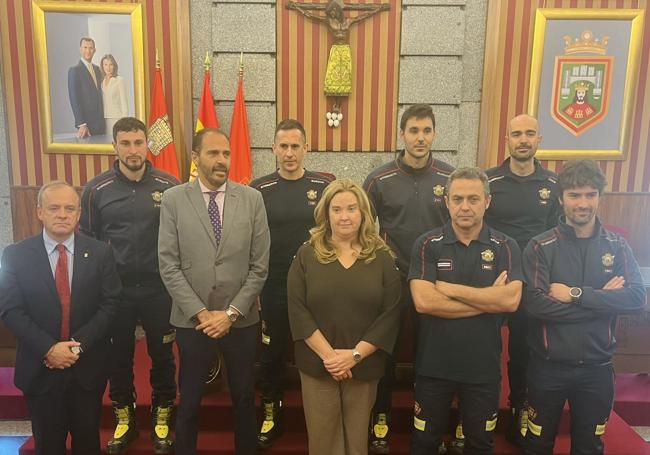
309, 179, 393, 264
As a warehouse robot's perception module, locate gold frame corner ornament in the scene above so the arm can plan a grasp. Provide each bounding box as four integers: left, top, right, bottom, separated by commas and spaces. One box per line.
527, 8, 644, 161
31, 0, 145, 155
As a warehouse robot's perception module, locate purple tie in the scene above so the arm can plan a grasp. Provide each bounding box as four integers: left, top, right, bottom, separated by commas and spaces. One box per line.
208, 192, 222, 246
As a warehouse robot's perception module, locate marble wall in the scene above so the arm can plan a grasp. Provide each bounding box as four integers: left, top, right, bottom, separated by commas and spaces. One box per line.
0, 58, 14, 255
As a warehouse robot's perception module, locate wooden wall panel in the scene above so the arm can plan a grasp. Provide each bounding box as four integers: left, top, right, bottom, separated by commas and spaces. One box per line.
600, 193, 650, 266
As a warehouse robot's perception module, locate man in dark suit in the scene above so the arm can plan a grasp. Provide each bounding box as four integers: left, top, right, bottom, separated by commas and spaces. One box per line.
159, 128, 270, 454
68, 37, 105, 138
0, 181, 121, 455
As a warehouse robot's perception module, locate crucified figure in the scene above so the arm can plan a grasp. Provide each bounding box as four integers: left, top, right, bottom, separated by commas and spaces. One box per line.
287, 0, 390, 97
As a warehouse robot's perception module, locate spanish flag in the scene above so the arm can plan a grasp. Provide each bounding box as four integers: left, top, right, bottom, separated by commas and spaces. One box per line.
190, 64, 219, 181
147, 64, 180, 180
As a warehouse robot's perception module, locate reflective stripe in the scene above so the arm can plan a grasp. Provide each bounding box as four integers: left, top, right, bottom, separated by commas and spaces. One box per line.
485, 417, 497, 432
414, 416, 426, 432
595, 423, 607, 436
528, 419, 542, 436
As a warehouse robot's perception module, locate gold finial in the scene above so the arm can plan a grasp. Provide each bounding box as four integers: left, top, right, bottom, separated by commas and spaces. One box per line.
203, 51, 211, 71
155, 48, 160, 69
239, 52, 244, 79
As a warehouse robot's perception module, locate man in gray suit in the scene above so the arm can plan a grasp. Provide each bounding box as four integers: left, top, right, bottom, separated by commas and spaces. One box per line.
158, 128, 270, 454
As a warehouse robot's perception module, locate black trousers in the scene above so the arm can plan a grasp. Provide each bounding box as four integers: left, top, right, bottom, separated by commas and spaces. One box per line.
258, 286, 291, 402
373, 277, 417, 416
26, 379, 105, 455
523, 358, 614, 455
175, 324, 259, 455
506, 305, 529, 409
108, 284, 177, 404
411, 375, 500, 455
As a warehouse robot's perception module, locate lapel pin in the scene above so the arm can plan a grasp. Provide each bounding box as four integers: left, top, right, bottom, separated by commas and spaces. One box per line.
84, 252, 89, 258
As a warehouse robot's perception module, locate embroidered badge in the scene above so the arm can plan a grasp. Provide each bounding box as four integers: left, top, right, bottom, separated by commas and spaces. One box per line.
433, 185, 445, 197
602, 253, 614, 267
437, 259, 453, 271
481, 249, 494, 262
307, 190, 317, 201
152, 190, 163, 203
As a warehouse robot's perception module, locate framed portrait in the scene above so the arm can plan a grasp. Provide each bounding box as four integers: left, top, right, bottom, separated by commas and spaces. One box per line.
32, 1, 145, 154
527, 8, 644, 160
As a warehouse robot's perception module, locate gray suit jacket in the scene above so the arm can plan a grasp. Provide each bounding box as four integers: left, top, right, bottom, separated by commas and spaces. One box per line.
158, 179, 270, 328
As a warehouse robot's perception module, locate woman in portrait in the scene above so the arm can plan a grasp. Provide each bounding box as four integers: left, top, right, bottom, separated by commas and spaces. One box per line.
100, 54, 128, 135
288, 178, 401, 455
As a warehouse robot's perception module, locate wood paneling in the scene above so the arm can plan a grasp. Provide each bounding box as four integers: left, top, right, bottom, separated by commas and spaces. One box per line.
600, 193, 650, 266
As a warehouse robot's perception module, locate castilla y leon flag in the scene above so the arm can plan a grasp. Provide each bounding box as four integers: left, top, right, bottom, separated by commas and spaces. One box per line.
190, 65, 220, 181
147, 66, 180, 179
229, 68, 252, 184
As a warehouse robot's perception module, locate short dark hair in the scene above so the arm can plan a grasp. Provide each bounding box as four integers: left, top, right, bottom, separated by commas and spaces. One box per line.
447, 167, 490, 196
113, 117, 147, 142
79, 37, 95, 47
558, 159, 607, 194
400, 104, 436, 131
192, 128, 230, 153
275, 119, 307, 143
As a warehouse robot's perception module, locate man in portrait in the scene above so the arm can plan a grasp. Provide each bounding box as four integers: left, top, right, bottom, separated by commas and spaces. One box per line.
68, 37, 105, 139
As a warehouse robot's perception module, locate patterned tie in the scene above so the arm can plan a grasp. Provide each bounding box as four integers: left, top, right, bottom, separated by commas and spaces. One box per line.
208, 192, 222, 246
55, 244, 71, 340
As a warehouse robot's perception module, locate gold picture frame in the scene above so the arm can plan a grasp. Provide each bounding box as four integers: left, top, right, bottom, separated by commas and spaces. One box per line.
528, 8, 644, 161
32, 1, 145, 155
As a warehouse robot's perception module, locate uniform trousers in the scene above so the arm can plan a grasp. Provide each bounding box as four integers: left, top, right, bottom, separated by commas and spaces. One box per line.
523, 357, 614, 455
109, 284, 176, 404
175, 324, 259, 455
300, 371, 379, 455
506, 305, 529, 409
411, 375, 500, 455
258, 284, 291, 402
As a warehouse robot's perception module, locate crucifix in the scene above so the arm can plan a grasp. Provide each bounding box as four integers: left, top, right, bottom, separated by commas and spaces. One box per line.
287, 0, 390, 128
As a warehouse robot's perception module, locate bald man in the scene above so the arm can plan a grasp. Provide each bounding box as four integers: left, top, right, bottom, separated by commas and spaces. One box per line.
484, 114, 561, 447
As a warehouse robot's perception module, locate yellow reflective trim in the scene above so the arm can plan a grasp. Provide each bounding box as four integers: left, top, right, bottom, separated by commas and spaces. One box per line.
528, 419, 542, 437
162, 331, 176, 344
114, 424, 130, 439
595, 423, 607, 436
260, 420, 275, 434
485, 417, 498, 432
414, 416, 426, 432
373, 424, 389, 438
262, 334, 271, 345
154, 424, 169, 439
455, 422, 464, 439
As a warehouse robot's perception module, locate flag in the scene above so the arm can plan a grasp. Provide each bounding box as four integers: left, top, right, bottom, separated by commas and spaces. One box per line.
147, 66, 180, 179
190, 68, 219, 181
229, 75, 252, 184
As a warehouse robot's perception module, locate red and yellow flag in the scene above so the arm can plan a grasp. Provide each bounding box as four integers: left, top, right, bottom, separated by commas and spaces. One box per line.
147, 66, 180, 179
229, 68, 252, 184
190, 65, 219, 181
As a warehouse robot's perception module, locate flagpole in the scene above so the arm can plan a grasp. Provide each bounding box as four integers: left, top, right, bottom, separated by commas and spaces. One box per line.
204, 51, 211, 72
239, 52, 244, 79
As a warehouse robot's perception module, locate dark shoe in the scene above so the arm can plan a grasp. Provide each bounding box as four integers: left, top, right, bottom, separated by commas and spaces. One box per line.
447, 422, 464, 455
151, 399, 175, 454
369, 412, 390, 454
257, 400, 283, 449
106, 402, 139, 454
505, 406, 528, 447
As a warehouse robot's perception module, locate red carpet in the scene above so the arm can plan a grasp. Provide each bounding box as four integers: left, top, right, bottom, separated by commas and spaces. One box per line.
613, 373, 650, 426
2, 331, 650, 454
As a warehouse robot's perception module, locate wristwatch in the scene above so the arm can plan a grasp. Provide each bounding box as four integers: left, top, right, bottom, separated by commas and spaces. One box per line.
569, 287, 583, 302
352, 349, 362, 363
225, 307, 239, 322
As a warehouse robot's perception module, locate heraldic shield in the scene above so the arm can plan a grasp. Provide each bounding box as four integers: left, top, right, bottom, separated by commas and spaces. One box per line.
551, 55, 613, 136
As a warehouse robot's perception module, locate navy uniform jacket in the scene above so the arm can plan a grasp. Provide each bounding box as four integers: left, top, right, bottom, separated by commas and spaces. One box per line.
0, 233, 121, 394
523, 218, 646, 364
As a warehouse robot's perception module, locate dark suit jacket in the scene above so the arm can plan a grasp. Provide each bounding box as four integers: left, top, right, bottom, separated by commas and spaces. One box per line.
0, 233, 121, 394
67, 60, 105, 135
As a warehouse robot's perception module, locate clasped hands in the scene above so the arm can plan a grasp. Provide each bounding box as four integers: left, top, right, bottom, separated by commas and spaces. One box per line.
549, 276, 625, 304
195, 309, 232, 339
323, 349, 356, 382
43, 341, 81, 369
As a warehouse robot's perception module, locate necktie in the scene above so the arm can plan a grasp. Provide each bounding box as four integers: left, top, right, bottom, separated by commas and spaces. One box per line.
208, 192, 222, 246
87, 63, 98, 87
55, 244, 71, 340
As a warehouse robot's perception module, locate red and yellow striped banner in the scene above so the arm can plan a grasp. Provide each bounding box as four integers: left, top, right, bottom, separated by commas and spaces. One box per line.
277, 0, 401, 152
